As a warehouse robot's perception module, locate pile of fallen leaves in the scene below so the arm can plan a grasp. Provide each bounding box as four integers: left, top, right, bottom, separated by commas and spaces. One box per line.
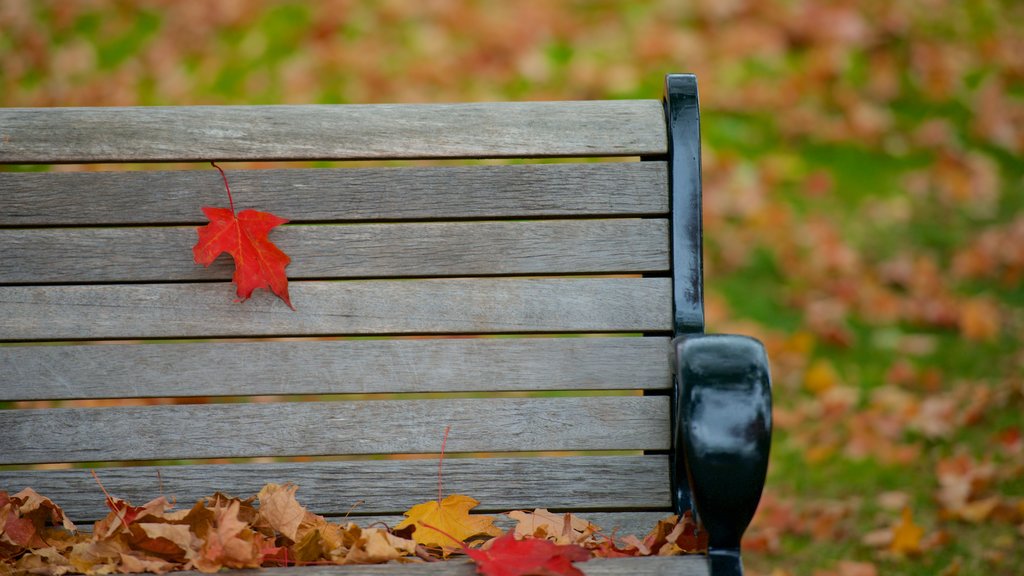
0, 484, 705, 575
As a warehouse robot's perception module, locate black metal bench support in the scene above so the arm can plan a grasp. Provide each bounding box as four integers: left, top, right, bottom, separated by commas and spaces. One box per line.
665, 74, 773, 576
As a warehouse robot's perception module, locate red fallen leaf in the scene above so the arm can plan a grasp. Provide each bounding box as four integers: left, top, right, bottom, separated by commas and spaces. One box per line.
423, 523, 589, 576
193, 163, 293, 309
467, 533, 590, 576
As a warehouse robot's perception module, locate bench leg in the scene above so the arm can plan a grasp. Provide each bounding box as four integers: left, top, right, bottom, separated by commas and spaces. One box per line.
672, 334, 772, 576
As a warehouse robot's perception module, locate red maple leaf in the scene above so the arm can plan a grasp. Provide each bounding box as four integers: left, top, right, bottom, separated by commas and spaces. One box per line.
192, 163, 293, 309
421, 523, 589, 576
466, 533, 590, 576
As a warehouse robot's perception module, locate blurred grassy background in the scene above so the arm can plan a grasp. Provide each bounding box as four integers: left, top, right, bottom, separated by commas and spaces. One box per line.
2, 1, 1022, 574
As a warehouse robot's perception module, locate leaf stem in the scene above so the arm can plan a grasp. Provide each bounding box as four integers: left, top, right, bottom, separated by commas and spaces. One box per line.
210, 161, 235, 214
439, 425, 451, 505
91, 470, 131, 531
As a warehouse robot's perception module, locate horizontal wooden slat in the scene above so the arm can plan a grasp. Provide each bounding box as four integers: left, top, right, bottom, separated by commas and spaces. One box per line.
0, 456, 670, 521
0, 162, 667, 226
197, 556, 708, 576
0, 101, 667, 164
0, 396, 669, 464
0, 219, 668, 284
0, 337, 670, 401
0, 277, 672, 341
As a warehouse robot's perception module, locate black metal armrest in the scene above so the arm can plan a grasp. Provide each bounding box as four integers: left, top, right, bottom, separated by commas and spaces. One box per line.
672, 334, 772, 576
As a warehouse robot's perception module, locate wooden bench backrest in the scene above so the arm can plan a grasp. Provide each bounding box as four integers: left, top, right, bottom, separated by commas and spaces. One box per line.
0, 97, 687, 535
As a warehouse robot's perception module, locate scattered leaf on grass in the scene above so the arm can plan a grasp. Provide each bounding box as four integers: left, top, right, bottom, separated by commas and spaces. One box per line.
890, 507, 924, 556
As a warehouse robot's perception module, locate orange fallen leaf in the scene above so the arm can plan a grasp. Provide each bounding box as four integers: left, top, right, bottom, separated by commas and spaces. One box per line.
958, 297, 1000, 342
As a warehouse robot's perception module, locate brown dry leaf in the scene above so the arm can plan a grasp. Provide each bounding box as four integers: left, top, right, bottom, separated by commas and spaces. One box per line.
343, 526, 417, 564
132, 522, 195, 561
815, 561, 879, 576
1, 489, 76, 552
12, 489, 76, 533
600, 513, 708, 558
205, 493, 258, 525
68, 538, 127, 574
910, 396, 957, 439
936, 454, 999, 521
658, 512, 707, 555
395, 494, 501, 550
14, 547, 75, 576
619, 534, 650, 556
119, 551, 178, 574
291, 527, 330, 563
192, 500, 262, 573
287, 515, 346, 563
93, 496, 173, 540
256, 483, 306, 542
508, 509, 600, 545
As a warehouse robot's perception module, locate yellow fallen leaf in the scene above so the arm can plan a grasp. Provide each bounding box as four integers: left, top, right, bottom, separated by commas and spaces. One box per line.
890, 507, 924, 556
395, 494, 501, 549
804, 359, 840, 395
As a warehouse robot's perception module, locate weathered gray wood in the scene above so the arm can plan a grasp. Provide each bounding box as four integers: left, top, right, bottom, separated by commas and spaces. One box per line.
0, 219, 668, 284
0, 162, 667, 226
0, 337, 670, 401
0, 396, 669, 465
0, 277, 672, 341
191, 556, 708, 576
0, 101, 666, 164
0, 456, 670, 521
580, 557, 708, 576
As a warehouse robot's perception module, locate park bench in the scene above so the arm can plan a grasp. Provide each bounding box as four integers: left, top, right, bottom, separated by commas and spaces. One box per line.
0, 74, 771, 576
